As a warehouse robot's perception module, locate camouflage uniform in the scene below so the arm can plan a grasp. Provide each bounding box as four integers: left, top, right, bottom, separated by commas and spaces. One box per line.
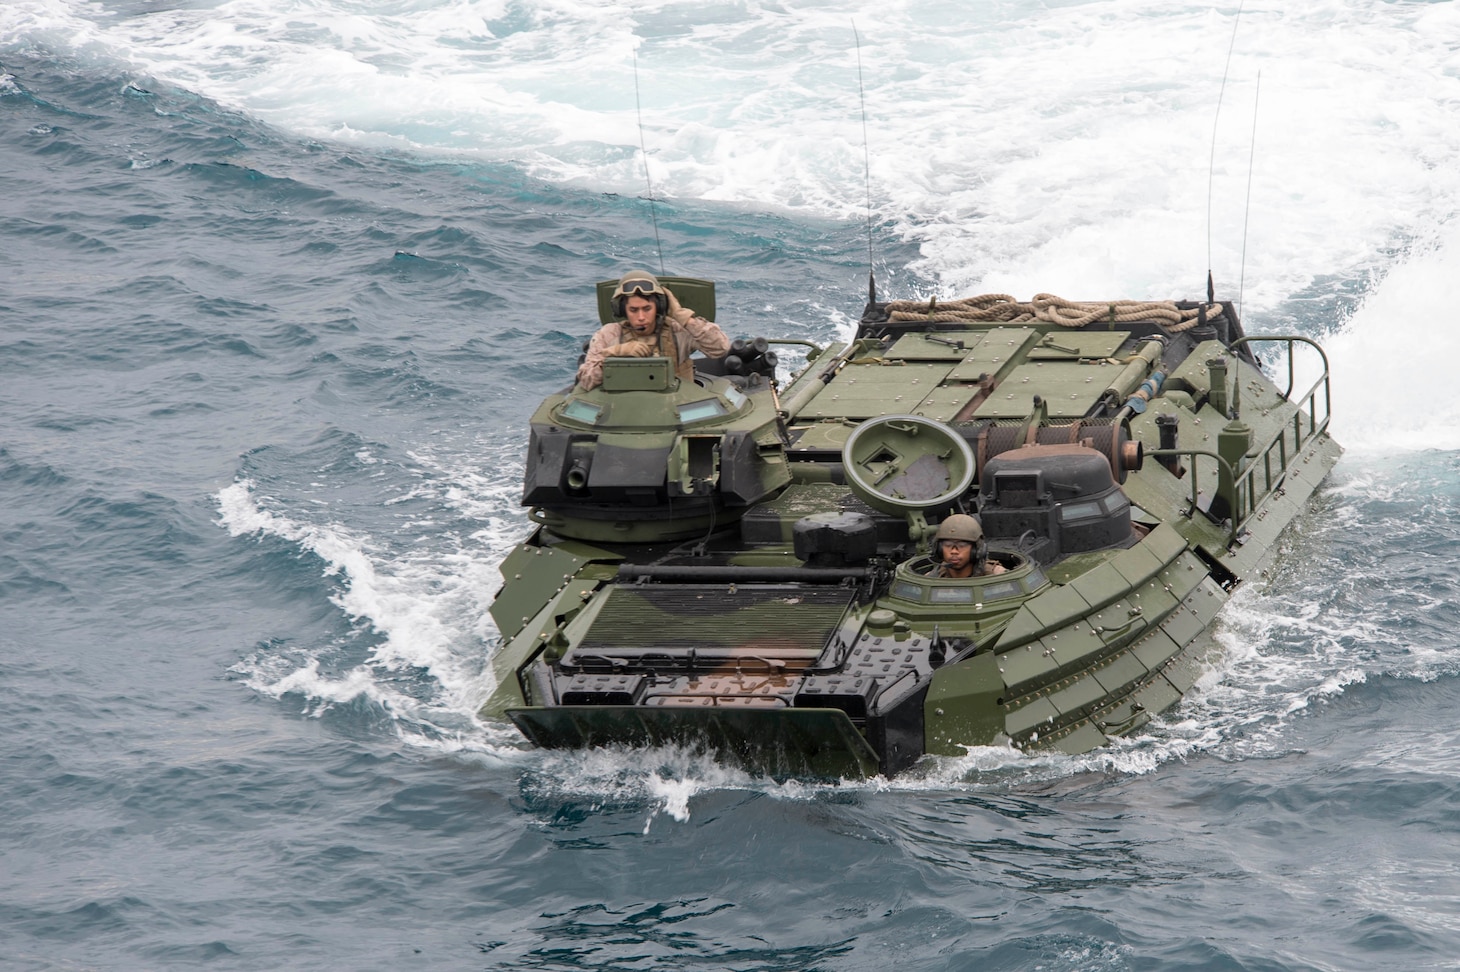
577, 313, 731, 390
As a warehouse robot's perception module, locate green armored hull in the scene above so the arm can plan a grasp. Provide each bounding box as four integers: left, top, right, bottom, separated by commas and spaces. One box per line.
480, 279, 1340, 777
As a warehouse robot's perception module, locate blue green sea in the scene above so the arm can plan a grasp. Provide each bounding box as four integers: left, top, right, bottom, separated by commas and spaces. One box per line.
5, 2, 1460, 968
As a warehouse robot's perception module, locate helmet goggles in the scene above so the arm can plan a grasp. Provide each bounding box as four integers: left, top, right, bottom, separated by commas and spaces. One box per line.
614, 276, 664, 299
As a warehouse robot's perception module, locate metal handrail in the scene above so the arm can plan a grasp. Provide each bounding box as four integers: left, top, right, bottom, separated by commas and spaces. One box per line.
1145, 448, 1241, 545
1145, 334, 1333, 547
1230, 334, 1333, 435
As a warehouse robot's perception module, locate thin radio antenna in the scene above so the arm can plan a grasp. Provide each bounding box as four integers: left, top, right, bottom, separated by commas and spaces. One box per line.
1206, 0, 1246, 299
852, 21, 876, 304
632, 49, 666, 275
1237, 70, 1261, 320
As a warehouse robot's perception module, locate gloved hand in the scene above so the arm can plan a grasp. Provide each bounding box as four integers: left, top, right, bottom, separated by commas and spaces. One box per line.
664, 287, 695, 325
606, 340, 656, 358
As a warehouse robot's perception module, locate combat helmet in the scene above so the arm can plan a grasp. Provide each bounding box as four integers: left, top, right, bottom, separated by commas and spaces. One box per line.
933, 513, 987, 562
610, 270, 668, 318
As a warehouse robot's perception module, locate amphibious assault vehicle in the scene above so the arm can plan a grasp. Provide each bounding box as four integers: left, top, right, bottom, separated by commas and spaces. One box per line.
479, 277, 1340, 777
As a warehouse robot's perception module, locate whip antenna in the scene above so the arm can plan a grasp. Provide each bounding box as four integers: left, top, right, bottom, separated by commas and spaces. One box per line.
853, 21, 876, 303
1206, 0, 1246, 295
632, 50, 666, 275
1238, 70, 1261, 320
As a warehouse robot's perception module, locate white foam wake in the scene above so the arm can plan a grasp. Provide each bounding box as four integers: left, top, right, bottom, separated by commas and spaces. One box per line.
217, 478, 511, 742
7, 0, 1459, 307
1324, 220, 1460, 452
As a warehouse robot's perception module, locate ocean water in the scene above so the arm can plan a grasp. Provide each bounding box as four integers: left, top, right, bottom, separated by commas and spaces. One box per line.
5, 1, 1460, 969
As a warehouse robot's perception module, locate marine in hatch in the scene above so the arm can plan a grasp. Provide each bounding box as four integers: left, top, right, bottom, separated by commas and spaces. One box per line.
930, 513, 1006, 578
576, 270, 731, 390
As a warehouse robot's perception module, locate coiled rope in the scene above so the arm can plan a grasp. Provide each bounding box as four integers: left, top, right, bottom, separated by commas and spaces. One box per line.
884, 294, 1220, 332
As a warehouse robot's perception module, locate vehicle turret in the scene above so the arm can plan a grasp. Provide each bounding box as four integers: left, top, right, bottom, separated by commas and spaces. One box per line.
522, 357, 791, 543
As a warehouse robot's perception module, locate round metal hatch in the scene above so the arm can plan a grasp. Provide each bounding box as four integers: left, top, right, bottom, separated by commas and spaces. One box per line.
841, 414, 976, 516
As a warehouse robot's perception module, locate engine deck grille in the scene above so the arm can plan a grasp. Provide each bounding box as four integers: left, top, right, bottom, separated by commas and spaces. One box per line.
569, 583, 850, 661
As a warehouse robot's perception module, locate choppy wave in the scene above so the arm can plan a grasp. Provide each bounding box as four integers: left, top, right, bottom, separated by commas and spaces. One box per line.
216, 464, 513, 737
